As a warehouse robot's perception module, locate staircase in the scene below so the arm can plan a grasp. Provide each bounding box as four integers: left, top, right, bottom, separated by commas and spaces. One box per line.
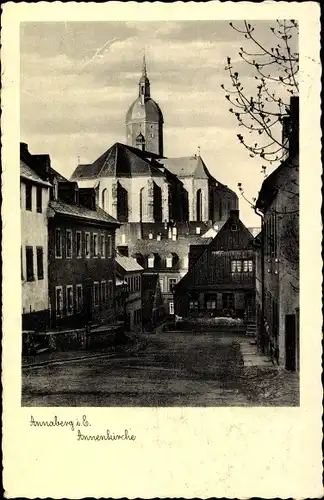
245, 322, 257, 339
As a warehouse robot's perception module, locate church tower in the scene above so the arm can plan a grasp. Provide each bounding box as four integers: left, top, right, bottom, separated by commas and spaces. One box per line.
126, 56, 164, 157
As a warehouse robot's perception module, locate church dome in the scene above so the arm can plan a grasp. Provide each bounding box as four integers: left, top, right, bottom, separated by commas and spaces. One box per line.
126, 97, 164, 124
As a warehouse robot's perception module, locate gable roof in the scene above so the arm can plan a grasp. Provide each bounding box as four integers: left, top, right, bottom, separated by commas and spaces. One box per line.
208, 212, 253, 251
70, 142, 165, 180
174, 212, 253, 291
255, 158, 294, 212
48, 200, 120, 225
115, 255, 144, 272
20, 159, 51, 187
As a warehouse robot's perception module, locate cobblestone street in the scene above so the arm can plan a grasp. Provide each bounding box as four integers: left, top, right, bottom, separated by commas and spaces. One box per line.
22, 330, 299, 407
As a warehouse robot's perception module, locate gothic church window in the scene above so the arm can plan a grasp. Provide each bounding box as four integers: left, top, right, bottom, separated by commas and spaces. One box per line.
117, 182, 129, 222
101, 189, 108, 212
196, 189, 203, 221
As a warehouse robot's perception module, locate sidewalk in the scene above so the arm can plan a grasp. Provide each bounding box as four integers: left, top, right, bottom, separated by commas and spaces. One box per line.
239, 338, 275, 367
22, 334, 145, 369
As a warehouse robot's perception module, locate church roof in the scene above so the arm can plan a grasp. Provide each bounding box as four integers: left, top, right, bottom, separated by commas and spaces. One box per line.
70, 142, 165, 180
126, 96, 164, 124
160, 155, 212, 180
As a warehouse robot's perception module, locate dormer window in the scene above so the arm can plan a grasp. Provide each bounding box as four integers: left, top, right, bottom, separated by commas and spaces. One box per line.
166, 254, 173, 268
231, 224, 238, 231
148, 231, 153, 240
172, 227, 177, 241
196, 227, 201, 235
157, 233, 161, 241
148, 254, 154, 268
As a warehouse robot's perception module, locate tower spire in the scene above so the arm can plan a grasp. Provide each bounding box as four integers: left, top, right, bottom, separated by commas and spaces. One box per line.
139, 54, 150, 99
142, 53, 147, 77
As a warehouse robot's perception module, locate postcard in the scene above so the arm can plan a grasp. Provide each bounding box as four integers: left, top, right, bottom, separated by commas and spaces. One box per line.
2, 1, 322, 498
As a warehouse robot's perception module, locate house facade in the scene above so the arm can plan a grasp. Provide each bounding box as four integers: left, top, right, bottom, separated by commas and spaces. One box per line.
174, 210, 256, 320
20, 145, 51, 330
115, 255, 143, 332
47, 185, 120, 329
254, 96, 299, 371
141, 274, 166, 332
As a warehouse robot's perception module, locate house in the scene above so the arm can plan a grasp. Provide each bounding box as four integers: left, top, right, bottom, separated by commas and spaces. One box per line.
130, 229, 212, 317
141, 274, 166, 332
20, 144, 51, 330
47, 183, 121, 330
115, 255, 144, 332
174, 210, 255, 320
254, 96, 299, 371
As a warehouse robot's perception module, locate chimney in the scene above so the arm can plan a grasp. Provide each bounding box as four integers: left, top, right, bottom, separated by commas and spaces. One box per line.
20, 142, 29, 155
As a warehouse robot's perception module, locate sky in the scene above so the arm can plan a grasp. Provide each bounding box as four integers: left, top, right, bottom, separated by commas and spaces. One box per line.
20, 20, 294, 227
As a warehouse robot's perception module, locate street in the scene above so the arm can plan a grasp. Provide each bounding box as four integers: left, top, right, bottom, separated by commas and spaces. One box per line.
22, 331, 299, 407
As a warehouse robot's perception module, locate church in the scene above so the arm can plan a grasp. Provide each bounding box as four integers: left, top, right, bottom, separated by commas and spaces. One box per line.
70, 56, 239, 320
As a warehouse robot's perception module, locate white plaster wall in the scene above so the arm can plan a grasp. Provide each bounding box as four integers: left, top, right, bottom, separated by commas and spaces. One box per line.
181, 178, 194, 221
193, 179, 209, 221
21, 181, 50, 314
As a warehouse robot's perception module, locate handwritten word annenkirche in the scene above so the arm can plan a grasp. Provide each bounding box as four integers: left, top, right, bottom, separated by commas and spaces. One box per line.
29, 415, 136, 441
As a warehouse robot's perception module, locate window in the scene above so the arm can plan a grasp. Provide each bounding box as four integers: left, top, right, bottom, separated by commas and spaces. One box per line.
183, 256, 189, 269
66, 230, 72, 258
101, 281, 106, 303
55, 228, 62, 258
36, 186, 42, 213
107, 281, 113, 300
196, 227, 201, 235
76, 284, 83, 313
172, 227, 177, 241
26, 246, 34, 281
166, 254, 173, 268
25, 183, 32, 211
100, 234, 105, 258
55, 286, 63, 318
93, 282, 100, 307
169, 301, 174, 315
66, 285, 73, 315
206, 300, 216, 310
168, 278, 177, 292
222, 292, 234, 310
148, 254, 154, 268
243, 260, 253, 272
231, 260, 242, 273
231, 224, 238, 231
189, 300, 199, 311
85, 232, 90, 258
93, 233, 98, 257
157, 233, 161, 241
106, 234, 112, 258
159, 278, 164, 293
36, 246, 44, 280
149, 232, 153, 240
76, 231, 82, 258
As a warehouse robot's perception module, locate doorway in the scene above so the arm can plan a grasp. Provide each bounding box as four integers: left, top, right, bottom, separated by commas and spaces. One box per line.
285, 314, 297, 371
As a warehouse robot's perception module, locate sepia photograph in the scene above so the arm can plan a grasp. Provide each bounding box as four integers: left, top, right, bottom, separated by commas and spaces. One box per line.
20, 19, 300, 407
2, 2, 322, 498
